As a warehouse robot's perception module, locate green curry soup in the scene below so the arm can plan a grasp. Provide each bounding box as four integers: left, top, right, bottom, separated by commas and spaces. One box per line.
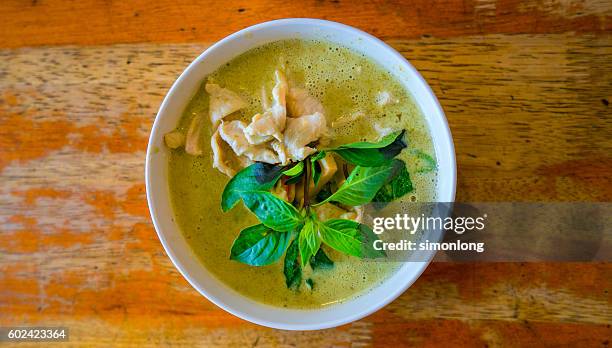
167, 39, 437, 309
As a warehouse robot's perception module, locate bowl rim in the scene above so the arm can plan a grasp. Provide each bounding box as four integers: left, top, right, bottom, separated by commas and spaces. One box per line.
145, 17, 456, 330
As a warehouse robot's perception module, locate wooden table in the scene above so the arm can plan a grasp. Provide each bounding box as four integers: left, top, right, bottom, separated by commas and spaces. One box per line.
1, 1, 610, 346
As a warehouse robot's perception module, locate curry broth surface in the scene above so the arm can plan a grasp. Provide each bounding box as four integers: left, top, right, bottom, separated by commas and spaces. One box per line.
168, 39, 437, 309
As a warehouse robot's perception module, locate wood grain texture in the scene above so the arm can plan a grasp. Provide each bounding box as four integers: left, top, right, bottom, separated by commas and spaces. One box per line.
0, 0, 611, 48
2, 0, 612, 342
0, 34, 610, 346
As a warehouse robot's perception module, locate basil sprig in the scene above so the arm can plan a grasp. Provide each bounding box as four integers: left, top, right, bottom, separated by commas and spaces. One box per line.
328, 130, 407, 167
220, 128, 425, 290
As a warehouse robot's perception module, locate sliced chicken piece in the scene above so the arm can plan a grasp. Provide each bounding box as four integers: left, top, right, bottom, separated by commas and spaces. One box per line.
211, 129, 252, 177
185, 115, 206, 155
218, 120, 279, 164
244, 109, 289, 145
271, 140, 289, 165
206, 83, 247, 129
243, 113, 274, 145
287, 87, 324, 117
164, 130, 185, 149
283, 112, 327, 161
244, 70, 288, 144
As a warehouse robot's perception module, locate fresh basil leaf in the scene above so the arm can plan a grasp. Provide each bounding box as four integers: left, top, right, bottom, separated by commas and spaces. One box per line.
284, 239, 301, 290
356, 221, 387, 258
309, 151, 326, 186
283, 161, 304, 177
298, 218, 321, 266
285, 173, 304, 185
310, 248, 334, 271
311, 151, 327, 162
230, 224, 290, 266
412, 149, 437, 173
331, 130, 406, 166
320, 219, 385, 258
221, 163, 285, 212
283, 162, 305, 186
372, 160, 414, 209
312, 161, 322, 186
314, 160, 399, 206
305, 278, 314, 290
319, 219, 361, 257
253, 162, 287, 183
241, 191, 304, 232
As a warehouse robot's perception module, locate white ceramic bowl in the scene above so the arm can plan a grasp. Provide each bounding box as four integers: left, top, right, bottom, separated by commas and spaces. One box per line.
146, 18, 456, 330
